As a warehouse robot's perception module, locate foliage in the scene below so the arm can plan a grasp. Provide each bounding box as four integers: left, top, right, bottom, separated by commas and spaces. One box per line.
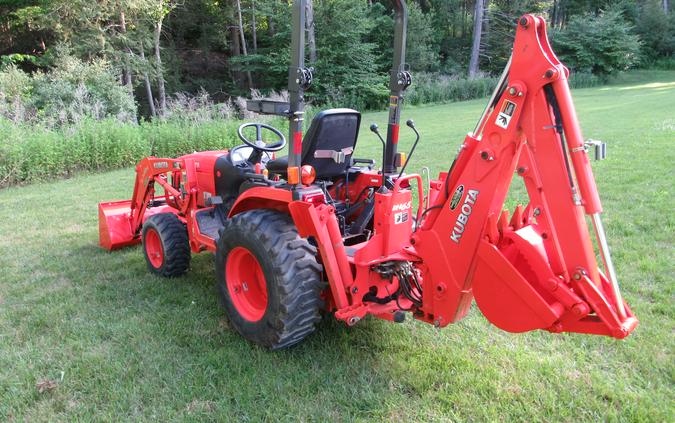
482, 0, 551, 75
1, 0, 673, 120
310, 0, 386, 110
635, 0, 675, 65
0, 49, 137, 126
367, 2, 440, 74
552, 6, 642, 76
162, 90, 236, 124
405, 73, 497, 105
0, 118, 241, 187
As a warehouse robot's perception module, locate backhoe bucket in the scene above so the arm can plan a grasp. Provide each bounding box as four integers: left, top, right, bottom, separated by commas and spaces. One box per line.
98, 200, 138, 251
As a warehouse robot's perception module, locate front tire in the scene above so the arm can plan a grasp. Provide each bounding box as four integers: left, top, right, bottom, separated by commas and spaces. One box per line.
142, 213, 191, 277
216, 210, 323, 349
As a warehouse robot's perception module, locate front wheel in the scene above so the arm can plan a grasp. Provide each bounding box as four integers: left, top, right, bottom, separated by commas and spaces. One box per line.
141, 213, 191, 277
216, 210, 323, 349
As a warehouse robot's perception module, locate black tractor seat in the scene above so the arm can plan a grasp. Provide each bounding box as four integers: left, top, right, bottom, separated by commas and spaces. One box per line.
266, 108, 361, 179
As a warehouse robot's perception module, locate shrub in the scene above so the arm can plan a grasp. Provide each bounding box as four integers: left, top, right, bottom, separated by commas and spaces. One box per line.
163, 90, 235, 124
0, 65, 33, 123
552, 6, 642, 77
0, 49, 137, 128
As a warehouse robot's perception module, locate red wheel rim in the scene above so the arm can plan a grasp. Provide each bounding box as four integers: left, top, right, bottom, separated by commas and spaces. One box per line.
225, 247, 268, 322
145, 228, 164, 269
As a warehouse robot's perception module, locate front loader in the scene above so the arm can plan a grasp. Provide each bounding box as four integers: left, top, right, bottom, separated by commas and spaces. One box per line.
99, 1, 637, 349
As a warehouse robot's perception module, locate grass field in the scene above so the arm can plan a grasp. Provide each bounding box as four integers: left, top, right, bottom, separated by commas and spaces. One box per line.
1, 70, 673, 421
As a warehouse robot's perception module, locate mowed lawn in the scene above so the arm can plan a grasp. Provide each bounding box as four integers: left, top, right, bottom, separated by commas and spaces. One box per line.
0, 71, 673, 421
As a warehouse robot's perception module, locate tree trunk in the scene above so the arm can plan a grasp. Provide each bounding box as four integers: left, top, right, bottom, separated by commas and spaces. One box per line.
251, 0, 258, 54
119, 10, 133, 88
664, 0, 670, 13
229, 25, 242, 85
140, 47, 157, 118
235, 0, 253, 89
306, 0, 317, 64
268, 12, 275, 37
154, 17, 166, 116
468, 0, 484, 78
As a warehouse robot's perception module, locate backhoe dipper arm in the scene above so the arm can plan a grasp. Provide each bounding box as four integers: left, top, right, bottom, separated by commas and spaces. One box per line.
412, 15, 637, 339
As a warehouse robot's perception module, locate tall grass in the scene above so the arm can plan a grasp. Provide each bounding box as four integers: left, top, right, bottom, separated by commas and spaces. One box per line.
406, 73, 498, 105
0, 119, 241, 187
568, 71, 603, 88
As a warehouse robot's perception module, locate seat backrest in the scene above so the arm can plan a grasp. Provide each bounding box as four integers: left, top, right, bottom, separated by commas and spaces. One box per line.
301, 108, 361, 178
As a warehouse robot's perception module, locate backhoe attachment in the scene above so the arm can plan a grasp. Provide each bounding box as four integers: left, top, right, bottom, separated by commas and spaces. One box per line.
413, 15, 637, 339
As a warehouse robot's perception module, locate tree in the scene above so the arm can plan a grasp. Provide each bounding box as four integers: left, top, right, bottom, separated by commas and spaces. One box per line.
150, 1, 178, 116
468, 0, 485, 77
306, 0, 317, 64
235, 0, 253, 88
553, 5, 642, 76
636, 0, 675, 63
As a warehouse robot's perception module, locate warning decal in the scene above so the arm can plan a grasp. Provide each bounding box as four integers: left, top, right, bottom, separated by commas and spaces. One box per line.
495, 100, 517, 129
394, 211, 409, 225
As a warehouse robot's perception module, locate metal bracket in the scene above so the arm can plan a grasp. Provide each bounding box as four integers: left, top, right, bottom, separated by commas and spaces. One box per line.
314, 147, 354, 164
296, 66, 313, 90
246, 100, 291, 117
583, 139, 607, 160
397, 70, 412, 90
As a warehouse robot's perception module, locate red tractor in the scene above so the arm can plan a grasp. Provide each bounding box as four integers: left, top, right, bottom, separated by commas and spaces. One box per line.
99, 1, 637, 349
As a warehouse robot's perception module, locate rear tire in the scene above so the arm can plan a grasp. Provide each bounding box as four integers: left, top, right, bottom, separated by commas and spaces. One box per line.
216, 210, 324, 349
142, 213, 191, 277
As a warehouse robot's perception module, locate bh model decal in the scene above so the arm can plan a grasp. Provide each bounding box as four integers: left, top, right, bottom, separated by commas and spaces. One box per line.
450, 189, 479, 243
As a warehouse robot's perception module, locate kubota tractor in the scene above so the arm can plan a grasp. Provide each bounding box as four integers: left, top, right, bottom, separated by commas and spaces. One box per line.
99, 1, 637, 349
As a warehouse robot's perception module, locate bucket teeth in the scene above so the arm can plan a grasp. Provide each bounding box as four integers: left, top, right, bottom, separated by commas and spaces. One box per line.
523, 203, 535, 225
510, 205, 524, 230
498, 210, 510, 234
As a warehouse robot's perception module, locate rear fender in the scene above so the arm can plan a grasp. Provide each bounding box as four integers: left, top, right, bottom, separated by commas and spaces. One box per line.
227, 187, 293, 218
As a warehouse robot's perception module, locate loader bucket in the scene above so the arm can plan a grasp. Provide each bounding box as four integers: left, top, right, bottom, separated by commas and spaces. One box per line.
98, 200, 138, 251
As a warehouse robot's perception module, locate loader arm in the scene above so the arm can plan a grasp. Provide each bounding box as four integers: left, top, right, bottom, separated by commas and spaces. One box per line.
412, 15, 637, 338
98, 157, 188, 250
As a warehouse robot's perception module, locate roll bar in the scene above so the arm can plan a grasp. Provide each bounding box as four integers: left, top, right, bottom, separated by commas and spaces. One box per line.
384, 0, 411, 174
246, 0, 410, 182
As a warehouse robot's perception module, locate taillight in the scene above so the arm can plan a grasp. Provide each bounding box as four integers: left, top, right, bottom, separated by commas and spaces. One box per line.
301, 165, 316, 185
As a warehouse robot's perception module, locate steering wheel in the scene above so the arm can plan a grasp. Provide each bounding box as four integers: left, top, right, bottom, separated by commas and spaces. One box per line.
237, 122, 286, 152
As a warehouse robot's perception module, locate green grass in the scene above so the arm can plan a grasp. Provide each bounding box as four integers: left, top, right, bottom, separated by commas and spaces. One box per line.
1, 71, 673, 421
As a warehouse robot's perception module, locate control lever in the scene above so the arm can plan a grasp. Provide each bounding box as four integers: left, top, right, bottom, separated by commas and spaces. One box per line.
370, 123, 387, 189
396, 119, 420, 180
